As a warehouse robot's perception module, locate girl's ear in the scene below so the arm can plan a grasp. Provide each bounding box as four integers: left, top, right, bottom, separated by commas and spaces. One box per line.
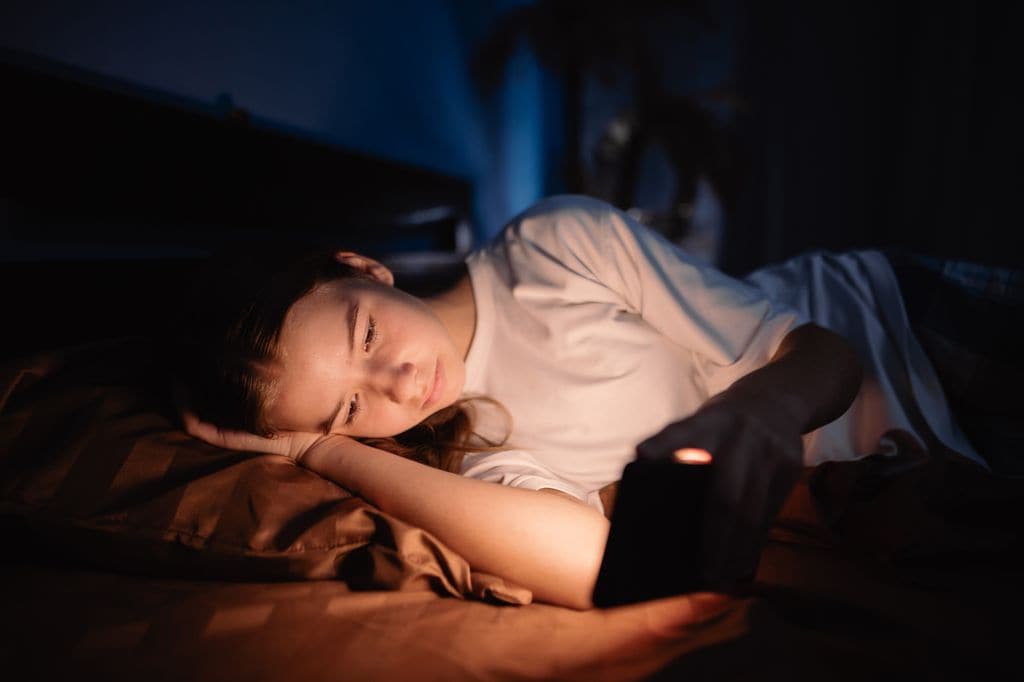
334, 251, 395, 286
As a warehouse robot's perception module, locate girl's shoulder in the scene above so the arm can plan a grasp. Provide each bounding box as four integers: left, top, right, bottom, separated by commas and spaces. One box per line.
488, 195, 641, 261
467, 195, 640, 301
511, 195, 623, 238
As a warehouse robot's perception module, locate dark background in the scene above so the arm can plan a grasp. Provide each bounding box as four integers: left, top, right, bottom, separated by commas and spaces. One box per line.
1, 6, 1022, 674
2, 0, 1022, 274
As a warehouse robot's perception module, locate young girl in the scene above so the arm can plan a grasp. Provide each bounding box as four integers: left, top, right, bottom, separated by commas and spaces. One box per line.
179, 195, 1003, 610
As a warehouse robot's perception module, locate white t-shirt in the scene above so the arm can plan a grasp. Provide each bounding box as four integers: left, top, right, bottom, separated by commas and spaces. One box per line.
459, 196, 983, 514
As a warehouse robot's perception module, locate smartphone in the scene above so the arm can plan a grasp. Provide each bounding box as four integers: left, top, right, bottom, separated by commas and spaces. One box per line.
592, 454, 712, 607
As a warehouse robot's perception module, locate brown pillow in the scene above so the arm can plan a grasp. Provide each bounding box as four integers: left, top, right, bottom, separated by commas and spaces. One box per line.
0, 338, 530, 605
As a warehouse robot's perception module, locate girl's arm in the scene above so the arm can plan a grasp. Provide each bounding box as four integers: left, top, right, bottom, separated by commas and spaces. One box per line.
709, 322, 863, 435
180, 410, 608, 610
637, 322, 863, 586
303, 437, 609, 610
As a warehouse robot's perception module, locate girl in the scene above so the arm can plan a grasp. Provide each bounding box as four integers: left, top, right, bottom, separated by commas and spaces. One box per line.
179, 195, 1002, 610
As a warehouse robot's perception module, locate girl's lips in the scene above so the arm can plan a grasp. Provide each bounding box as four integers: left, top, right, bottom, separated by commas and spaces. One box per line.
423, 359, 444, 409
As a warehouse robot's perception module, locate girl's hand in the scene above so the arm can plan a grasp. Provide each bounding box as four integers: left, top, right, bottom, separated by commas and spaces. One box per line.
179, 408, 333, 464
636, 398, 803, 591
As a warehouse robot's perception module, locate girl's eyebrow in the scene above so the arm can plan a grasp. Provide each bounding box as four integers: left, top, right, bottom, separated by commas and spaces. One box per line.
347, 302, 359, 356
318, 302, 359, 435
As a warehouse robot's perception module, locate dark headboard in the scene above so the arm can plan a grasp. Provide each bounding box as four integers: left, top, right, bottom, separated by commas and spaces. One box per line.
1, 49, 472, 359
1, 48, 472, 255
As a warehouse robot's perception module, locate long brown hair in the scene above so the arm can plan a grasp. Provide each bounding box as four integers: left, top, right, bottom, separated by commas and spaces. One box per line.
176, 246, 508, 473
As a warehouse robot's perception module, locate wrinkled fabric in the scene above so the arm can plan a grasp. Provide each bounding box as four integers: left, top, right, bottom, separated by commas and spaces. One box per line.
0, 339, 528, 604
3, 445, 1019, 680
1, 562, 746, 681
746, 249, 985, 468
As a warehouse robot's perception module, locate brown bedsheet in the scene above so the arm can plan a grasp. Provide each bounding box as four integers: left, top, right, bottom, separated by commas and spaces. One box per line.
2, 470, 1018, 682
0, 563, 744, 681
2, 340, 1021, 680
3, 464, 1020, 681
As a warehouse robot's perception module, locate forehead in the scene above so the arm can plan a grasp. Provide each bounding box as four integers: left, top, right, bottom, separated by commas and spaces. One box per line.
286, 276, 383, 317
266, 283, 353, 426
276, 280, 357, 365
290, 279, 350, 316
280, 278, 367, 341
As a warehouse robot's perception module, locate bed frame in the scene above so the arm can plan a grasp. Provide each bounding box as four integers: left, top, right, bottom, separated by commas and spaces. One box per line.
1, 48, 470, 360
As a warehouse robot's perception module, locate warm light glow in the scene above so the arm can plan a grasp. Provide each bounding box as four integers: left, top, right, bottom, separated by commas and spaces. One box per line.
673, 448, 713, 464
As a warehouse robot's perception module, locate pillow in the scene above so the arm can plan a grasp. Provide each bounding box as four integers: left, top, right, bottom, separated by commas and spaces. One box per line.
0, 338, 530, 605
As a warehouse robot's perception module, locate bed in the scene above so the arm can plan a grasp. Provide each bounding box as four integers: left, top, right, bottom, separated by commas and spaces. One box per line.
3, 51, 1022, 681
2, 329, 1020, 681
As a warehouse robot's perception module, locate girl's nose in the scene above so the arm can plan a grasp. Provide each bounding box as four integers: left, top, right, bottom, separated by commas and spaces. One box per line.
371, 360, 419, 405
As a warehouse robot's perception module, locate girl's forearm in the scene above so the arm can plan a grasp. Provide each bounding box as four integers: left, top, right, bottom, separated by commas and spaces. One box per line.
301, 438, 610, 610
713, 323, 863, 434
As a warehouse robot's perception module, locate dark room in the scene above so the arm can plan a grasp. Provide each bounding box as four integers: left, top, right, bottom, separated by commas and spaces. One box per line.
1, 1, 1022, 680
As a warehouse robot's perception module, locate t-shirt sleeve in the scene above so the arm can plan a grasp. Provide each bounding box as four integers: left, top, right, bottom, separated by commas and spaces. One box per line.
498, 195, 810, 396
460, 449, 606, 514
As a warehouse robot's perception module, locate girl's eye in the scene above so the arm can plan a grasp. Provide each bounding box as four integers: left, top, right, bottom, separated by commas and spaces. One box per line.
345, 395, 360, 426
363, 317, 377, 352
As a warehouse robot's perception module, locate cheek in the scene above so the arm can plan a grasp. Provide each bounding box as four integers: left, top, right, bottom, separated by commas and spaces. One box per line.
444, 368, 463, 406
369, 401, 425, 438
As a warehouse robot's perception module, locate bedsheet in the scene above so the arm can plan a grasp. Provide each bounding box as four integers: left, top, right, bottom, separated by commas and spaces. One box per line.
1, 563, 744, 681
1, 340, 1021, 680
3, 459, 1020, 681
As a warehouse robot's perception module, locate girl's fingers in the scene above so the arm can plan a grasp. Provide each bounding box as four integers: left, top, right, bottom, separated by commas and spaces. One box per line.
179, 408, 290, 457
180, 409, 211, 439
700, 427, 753, 585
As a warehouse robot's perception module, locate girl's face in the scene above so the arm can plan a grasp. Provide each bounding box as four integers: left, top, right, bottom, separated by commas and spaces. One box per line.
266, 271, 467, 439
